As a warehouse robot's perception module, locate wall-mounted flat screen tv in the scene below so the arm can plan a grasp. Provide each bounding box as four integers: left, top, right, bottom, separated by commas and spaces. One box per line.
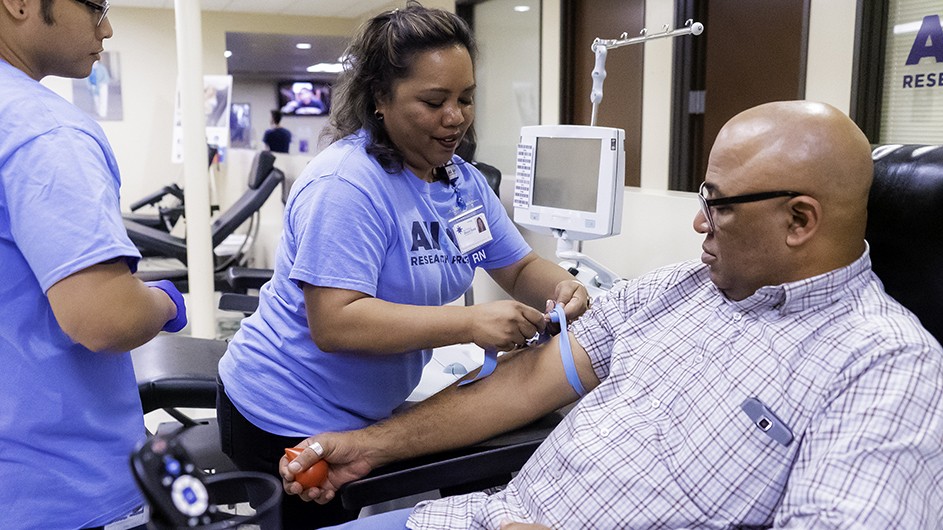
277, 80, 331, 116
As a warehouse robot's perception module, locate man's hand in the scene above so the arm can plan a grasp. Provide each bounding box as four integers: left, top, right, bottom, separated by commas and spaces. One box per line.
279, 431, 375, 504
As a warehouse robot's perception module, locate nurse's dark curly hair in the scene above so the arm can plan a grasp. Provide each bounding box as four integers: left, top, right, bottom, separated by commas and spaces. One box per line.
323, 1, 478, 174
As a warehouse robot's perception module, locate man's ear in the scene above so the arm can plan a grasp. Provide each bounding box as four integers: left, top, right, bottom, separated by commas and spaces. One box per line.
785, 196, 820, 247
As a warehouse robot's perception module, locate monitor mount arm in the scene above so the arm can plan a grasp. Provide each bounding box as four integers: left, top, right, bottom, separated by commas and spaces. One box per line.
590, 19, 704, 126
546, 20, 705, 293
554, 231, 623, 292
553, 19, 704, 290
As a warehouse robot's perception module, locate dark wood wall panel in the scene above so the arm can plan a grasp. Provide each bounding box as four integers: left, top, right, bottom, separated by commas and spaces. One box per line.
701, 0, 807, 175
563, 0, 645, 186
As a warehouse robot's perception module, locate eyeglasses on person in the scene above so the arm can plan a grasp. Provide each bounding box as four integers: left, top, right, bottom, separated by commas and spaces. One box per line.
72, 0, 110, 27
698, 181, 802, 233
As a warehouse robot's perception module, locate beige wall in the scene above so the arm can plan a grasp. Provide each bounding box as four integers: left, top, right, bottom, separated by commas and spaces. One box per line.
95, 8, 359, 209
46, 0, 860, 281
467, 0, 861, 301
48, 3, 454, 210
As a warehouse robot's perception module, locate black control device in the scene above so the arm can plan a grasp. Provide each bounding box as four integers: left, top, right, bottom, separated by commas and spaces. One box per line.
130, 427, 226, 528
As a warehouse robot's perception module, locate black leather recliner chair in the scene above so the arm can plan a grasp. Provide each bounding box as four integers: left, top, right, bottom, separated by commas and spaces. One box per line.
125, 150, 284, 289
867, 144, 943, 341
123, 145, 220, 232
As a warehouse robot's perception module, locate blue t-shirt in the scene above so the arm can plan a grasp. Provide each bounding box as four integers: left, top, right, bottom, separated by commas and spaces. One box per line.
263, 126, 291, 153
0, 60, 145, 528
219, 131, 531, 436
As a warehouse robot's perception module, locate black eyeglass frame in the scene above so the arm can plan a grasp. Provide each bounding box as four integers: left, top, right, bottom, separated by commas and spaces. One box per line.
698, 181, 802, 232
72, 0, 110, 27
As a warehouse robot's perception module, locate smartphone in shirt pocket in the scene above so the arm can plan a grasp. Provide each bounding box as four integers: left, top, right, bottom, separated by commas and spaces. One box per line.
741, 397, 794, 447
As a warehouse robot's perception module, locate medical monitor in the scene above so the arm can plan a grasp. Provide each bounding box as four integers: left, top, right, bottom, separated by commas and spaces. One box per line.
513, 125, 625, 241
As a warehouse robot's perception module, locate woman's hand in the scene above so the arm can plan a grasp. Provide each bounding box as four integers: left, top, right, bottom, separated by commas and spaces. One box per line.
548, 279, 591, 323
467, 300, 547, 352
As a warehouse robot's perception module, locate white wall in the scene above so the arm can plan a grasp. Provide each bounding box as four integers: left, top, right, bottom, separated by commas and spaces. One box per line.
78, 7, 361, 211
46, 0, 860, 282
490, 0, 860, 297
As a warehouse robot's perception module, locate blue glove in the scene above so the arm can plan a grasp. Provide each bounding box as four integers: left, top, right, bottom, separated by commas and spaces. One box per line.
145, 280, 188, 332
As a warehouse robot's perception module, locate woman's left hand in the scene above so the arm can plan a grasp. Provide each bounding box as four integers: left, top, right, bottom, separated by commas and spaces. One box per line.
547, 279, 591, 323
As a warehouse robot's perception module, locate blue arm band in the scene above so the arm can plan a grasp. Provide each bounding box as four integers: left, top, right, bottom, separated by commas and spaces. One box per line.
459, 303, 587, 395
458, 348, 499, 386
550, 303, 587, 397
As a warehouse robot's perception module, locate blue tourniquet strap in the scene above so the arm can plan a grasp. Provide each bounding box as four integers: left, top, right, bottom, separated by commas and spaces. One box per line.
458, 303, 586, 397
458, 348, 499, 386
549, 303, 587, 397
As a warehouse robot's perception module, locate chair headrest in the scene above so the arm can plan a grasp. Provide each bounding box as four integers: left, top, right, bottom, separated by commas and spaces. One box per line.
866, 144, 943, 341
471, 160, 502, 198
248, 151, 276, 190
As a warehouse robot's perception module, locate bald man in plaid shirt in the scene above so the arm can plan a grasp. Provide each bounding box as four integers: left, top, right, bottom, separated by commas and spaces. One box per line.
280, 101, 943, 530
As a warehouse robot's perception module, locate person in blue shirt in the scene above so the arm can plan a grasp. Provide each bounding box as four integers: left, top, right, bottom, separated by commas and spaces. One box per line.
215, 3, 589, 528
0, 1, 188, 529
263, 109, 292, 153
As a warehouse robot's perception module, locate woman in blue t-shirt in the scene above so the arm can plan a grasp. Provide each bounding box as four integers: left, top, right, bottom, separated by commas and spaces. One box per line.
216, 4, 590, 528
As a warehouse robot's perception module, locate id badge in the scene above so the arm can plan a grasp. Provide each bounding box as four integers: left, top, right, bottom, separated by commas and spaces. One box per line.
449, 204, 493, 255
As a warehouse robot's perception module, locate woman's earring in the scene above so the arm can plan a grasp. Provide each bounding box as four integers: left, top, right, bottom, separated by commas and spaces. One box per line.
374, 110, 384, 122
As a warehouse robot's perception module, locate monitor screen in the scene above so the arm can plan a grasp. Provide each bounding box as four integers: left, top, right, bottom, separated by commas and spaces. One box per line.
277, 80, 331, 116
513, 125, 625, 241
532, 136, 601, 212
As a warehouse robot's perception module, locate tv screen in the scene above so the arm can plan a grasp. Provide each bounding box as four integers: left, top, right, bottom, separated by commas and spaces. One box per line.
277, 80, 331, 116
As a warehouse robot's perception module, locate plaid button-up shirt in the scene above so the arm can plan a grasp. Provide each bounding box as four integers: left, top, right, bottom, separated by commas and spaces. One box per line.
408, 249, 943, 529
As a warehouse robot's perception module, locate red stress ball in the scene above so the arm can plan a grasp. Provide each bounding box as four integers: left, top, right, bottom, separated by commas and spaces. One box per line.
284, 447, 329, 489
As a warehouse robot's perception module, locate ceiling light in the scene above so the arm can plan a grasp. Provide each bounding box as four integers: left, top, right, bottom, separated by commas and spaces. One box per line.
223, 50, 232, 58
296, 43, 312, 50
513, 5, 530, 12
307, 63, 344, 74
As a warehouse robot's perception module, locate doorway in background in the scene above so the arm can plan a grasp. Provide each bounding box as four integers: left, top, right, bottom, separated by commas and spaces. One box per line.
669, 0, 809, 192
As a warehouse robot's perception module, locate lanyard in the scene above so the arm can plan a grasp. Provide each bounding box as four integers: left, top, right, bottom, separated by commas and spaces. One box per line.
443, 162, 468, 212
458, 303, 587, 397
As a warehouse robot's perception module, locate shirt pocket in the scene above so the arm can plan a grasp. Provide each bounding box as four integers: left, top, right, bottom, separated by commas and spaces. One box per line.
661, 391, 802, 524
